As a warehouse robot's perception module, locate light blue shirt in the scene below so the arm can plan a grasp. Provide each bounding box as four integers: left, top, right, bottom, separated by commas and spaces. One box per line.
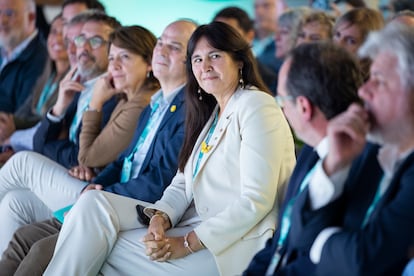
128, 85, 183, 179
68, 76, 99, 143
0, 30, 38, 72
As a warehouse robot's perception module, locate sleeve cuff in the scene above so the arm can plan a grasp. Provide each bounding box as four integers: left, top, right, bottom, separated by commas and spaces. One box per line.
308, 160, 350, 210
310, 227, 341, 264
46, 108, 65, 122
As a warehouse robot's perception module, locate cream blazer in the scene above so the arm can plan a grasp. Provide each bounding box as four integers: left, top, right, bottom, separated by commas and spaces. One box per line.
147, 87, 296, 275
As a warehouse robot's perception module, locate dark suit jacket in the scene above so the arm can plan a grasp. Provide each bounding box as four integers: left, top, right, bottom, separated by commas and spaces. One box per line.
256, 39, 283, 74
257, 59, 278, 95
300, 147, 414, 276
95, 87, 185, 203
244, 145, 319, 275
13, 60, 68, 129
287, 143, 414, 275
0, 33, 48, 113
33, 93, 116, 169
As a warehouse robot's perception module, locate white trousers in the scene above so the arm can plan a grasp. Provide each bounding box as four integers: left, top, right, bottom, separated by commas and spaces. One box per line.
45, 190, 219, 276
0, 151, 86, 255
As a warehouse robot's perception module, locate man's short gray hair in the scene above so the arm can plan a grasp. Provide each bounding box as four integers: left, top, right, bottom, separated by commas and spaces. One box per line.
359, 22, 414, 91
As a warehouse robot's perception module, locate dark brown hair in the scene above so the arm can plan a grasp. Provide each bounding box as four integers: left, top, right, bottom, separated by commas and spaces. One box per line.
109, 25, 160, 91
178, 21, 269, 171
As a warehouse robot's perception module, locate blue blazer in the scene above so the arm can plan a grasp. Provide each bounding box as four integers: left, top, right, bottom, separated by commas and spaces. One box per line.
299, 147, 414, 276
244, 145, 319, 276
256, 40, 283, 74
33, 93, 116, 169
0, 33, 48, 113
287, 142, 414, 275
95, 87, 185, 204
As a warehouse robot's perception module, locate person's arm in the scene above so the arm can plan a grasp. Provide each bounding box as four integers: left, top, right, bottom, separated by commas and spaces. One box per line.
78, 76, 150, 167
103, 107, 185, 203
51, 66, 84, 118
193, 92, 294, 255
313, 159, 414, 275
33, 94, 117, 169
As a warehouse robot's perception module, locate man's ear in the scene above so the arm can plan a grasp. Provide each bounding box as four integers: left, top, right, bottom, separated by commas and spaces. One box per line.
296, 95, 313, 121
245, 30, 255, 45
28, 11, 36, 24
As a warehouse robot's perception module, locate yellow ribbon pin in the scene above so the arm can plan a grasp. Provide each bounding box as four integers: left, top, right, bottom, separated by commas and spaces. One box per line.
170, 105, 176, 112
201, 141, 212, 153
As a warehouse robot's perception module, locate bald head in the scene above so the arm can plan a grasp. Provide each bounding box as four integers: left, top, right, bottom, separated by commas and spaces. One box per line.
151, 20, 197, 92
0, 0, 36, 53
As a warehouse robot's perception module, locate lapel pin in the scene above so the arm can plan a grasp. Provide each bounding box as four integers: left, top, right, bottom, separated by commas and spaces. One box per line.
170, 105, 177, 112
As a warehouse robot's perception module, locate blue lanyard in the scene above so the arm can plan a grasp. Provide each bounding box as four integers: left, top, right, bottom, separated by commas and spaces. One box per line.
69, 93, 92, 144
36, 72, 57, 115
361, 174, 386, 228
265, 165, 317, 275
120, 100, 161, 183
193, 111, 219, 179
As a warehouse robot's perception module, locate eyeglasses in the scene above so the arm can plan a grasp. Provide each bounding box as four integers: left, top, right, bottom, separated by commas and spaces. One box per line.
0, 9, 16, 18
275, 95, 294, 108
73, 35, 107, 50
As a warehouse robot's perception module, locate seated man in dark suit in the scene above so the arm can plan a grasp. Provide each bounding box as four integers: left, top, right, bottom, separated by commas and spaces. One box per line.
0, 0, 48, 114
0, 19, 197, 276
252, 0, 283, 77
286, 22, 414, 276
243, 41, 377, 275
33, 11, 120, 169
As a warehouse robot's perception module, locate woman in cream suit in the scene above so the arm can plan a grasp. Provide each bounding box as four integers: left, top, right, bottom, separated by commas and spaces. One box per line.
44, 22, 296, 276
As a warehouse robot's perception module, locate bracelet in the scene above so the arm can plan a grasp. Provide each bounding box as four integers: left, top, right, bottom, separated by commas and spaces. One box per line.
184, 233, 195, 254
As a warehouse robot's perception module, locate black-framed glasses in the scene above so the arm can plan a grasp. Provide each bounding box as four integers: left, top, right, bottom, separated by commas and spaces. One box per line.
73, 35, 107, 50
275, 95, 294, 108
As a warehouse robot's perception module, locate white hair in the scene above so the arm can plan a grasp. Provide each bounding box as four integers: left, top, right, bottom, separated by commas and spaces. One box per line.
358, 22, 414, 91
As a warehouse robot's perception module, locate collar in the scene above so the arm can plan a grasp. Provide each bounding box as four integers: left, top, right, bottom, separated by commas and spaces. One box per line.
83, 74, 100, 87
315, 137, 329, 160
1, 29, 38, 63
150, 84, 184, 109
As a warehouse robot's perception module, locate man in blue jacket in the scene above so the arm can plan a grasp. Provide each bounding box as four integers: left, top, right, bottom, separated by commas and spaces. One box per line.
0, 19, 197, 275
0, 0, 48, 114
